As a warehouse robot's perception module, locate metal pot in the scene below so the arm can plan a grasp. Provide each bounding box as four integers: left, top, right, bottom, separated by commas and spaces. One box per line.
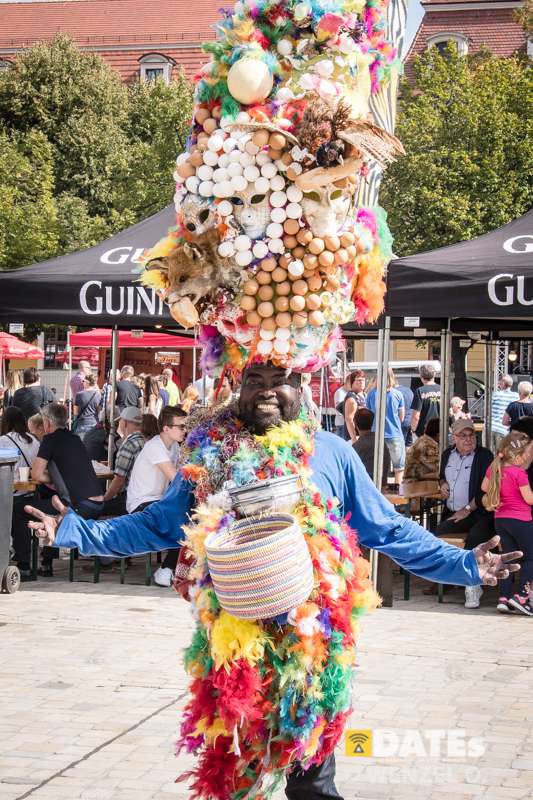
228, 474, 304, 517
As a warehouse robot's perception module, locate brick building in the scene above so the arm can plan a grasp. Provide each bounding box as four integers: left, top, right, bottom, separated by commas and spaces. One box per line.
0, 0, 221, 81
406, 0, 529, 75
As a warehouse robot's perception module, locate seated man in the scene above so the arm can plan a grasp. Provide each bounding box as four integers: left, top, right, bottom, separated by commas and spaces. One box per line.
435, 418, 494, 608
352, 408, 390, 486
24, 402, 104, 576
102, 407, 145, 516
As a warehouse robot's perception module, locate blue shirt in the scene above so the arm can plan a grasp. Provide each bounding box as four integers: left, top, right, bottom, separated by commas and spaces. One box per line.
491, 389, 518, 436
55, 430, 480, 586
366, 388, 405, 439
397, 384, 414, 431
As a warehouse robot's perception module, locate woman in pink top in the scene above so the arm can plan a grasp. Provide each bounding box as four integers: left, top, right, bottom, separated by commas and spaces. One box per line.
481, 431, 533, 616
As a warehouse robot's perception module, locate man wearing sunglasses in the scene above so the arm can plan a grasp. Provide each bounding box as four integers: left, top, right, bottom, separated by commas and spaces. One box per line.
125, 405, 187, 516
436, 417, 495, 608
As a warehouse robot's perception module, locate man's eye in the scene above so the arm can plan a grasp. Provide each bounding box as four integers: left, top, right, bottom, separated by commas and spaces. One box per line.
303, 191, 320, 202
198, 209, 210, 222
251, 194, 265, 204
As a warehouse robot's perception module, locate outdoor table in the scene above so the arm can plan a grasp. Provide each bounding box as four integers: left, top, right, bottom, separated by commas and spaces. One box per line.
91, 461, 114, 481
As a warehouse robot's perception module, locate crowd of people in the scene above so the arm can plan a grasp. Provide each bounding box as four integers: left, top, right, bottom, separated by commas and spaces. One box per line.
2, 360, 532, 615
0, 363, 236, 586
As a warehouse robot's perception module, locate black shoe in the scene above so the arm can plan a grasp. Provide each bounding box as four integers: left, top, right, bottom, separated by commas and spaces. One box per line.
38, 564, 54, 577
508, 595, 533, 616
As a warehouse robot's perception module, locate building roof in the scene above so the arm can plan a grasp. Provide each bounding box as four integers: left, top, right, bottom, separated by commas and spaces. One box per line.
0, 0, 221, 47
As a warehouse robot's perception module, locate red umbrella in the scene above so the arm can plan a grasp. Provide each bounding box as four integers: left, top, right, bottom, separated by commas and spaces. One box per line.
0, 332, 44, 359
55, 347, 99, 367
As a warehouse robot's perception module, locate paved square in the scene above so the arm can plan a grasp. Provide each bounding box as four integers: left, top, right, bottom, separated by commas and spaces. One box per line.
1, 562, 532, 800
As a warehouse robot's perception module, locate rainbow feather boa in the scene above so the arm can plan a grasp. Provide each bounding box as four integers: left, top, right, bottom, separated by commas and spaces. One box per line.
177, 406, 380, 799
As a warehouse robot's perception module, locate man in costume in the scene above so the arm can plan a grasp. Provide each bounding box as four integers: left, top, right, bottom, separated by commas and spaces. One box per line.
25, 2, 522, 797
27, 366, 519, 799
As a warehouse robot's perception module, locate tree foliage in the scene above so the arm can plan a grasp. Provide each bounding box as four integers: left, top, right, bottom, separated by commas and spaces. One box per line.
381, 46, 533, 256
0, 36, 194, 269
515, 0, 533, 36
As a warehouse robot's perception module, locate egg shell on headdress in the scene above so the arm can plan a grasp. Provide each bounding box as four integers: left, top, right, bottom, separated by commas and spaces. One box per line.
227, 59, 274, 105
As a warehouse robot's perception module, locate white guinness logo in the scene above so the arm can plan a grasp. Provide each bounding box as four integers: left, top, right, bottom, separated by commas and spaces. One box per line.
502, 235, 533, 254
79, 280, 164, 316
488, 274, 533, 306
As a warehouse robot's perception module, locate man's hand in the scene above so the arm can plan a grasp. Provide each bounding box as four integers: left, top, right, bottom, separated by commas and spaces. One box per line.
24, 496, 68, 546
440, 481, 450, 499
449, 507, 471, 523
473, 535, 522, 586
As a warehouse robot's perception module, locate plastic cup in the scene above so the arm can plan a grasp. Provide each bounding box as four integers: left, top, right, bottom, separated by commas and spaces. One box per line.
18, 467, 30, 482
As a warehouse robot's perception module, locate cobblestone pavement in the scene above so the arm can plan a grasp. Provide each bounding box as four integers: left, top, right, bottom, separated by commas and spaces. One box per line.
1, 560, 532, 800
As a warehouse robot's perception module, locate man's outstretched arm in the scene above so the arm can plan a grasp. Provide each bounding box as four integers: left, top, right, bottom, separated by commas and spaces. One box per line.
27, 475, 194, 557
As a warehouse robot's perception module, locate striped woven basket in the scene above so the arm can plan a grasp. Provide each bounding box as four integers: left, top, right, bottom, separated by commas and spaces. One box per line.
204, 513, 314, 620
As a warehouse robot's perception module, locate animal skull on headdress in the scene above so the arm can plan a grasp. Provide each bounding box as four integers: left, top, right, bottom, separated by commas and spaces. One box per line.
231, 185, 271, 240
301, 185, 352, 238
181, 193, 216, 237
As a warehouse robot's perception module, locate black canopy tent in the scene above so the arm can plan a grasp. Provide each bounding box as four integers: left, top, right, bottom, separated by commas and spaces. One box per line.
0, 205, 176, 326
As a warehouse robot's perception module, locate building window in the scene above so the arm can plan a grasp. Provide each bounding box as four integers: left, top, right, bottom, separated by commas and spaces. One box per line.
427, 33, 468, 57
0, 59, 12, 72
138, 53, 174, 84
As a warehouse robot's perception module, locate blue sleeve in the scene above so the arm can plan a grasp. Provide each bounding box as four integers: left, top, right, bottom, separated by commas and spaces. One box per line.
366, 389, 375, 413
341, 446, 481, 586
55, 474, 194, 557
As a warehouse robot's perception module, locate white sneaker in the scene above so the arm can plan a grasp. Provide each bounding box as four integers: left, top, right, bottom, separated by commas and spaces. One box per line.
153, 566, 173, 587
464, 585, 483, 609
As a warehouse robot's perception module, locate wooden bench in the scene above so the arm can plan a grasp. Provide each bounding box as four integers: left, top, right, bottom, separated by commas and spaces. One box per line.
437, 534, 467, 603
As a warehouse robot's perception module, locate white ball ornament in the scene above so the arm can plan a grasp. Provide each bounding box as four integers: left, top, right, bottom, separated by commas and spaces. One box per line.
273, 339, 290, 354
212, 167, 228, 183
259, 328, 275, 341
217, 200, 233, 216
198, 180, 214, 197
286, 202, 303, 219
254, 176, 270, 194
245, 140, 260, 155
261, 162, 278, 179
276, 87, 295, 103
288, 259, 304, 278
197, 164, 213, 181
185, 176, 199, 193
270, 206, 287, 224
266, 222, 284, 239
268, 238, 285, 254
227, 59, 274, 105
218, 154, 230, 168
218, 240, 235, 258
277, 39, 293, 56
243, 165, 260, 182
227, 162, 243, 178
252, 241, 269, 259
286, 185, 303, 203
176, 153, 189, 166
223, 137, 237, 153
270, 191, 287, 208
276, 158, 288, 172
202, 150, 219, 167
256, 152, 272, 167
234, 234, 252, 251
270, 175, 285, 191
235, 249, 253, 267
214, 180, 233, 198
236, 111, 251, 123
231, 175, 248, 192
239, 152, 254, 167
257, 339, 273, 356
289, 162, 303, 175
275, 326, 291, 341
228, 150, 242, 163
208, 134, 224, 152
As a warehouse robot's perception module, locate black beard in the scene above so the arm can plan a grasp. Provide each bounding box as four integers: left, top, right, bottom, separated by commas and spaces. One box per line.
238, 398, 302, 435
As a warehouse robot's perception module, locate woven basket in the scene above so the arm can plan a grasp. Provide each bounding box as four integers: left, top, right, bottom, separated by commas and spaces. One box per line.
205, 513, 314, 620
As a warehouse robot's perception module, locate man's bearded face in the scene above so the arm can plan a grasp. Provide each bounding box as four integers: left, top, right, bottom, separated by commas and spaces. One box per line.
238, 365, 302, 434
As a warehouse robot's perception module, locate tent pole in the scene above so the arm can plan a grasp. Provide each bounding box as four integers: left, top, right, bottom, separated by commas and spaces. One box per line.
67, 327, 73, 428
192, 326, 198, 385
107, 327, 119, 466
439, 325, 452, 454
319, 366, 325, 421
483, 336, 493, 448
371, 315, 391, 589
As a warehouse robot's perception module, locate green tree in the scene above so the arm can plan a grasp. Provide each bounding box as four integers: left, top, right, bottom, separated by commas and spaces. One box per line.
0, 130, 58, 269
515, 0, 533, 36
381, 46, 533, 257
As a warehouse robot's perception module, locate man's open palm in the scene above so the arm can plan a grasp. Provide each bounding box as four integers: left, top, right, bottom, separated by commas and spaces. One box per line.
474, 535, 522, 586
24, 496, 68, 546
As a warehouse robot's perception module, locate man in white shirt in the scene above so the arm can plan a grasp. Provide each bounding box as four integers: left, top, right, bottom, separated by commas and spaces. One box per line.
333, 375, 351, 436
491, 374, 518, 448
126, 407, 187, 514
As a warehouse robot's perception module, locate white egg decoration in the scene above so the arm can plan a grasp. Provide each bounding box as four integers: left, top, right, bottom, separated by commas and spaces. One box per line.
236, 111, 251, 123
254, 177, 270, 194
261, 162, 278, 179
286, 185, 303, 203
235, 249, 253, 266
273, 339, 290, 354
243, 165, 260, 182
217, 200, 233, 216
198, 180, 214, 197
239, 152, 254, 167
266, 222, 284, 239
218, 240, 235, 258
277, 39, 293, 56
257, 339, 273, 356
275, 326, 291, 341
259, 328, 275, 340
245, 141, 260, 155
227, 162, 243, 178
270, 191, 287, 208
268, 238, 285, 254
256, 152, 272, 166
270, 175, 285, 191
286, 202, 303, 219
185, 176, 199, 193
222, 137, 237, 153
288, 259, 304, 278
252, 241, 269, 259
218, 154, 230, 168
202, 150, 219, 167
208, 134, 224, 152
212, 167, 228, 183
234, 234, 252, 251
270, 206, 287, 223
231, 175, 248, 192
228, 150, 242, 163
227, 58, 274, 105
